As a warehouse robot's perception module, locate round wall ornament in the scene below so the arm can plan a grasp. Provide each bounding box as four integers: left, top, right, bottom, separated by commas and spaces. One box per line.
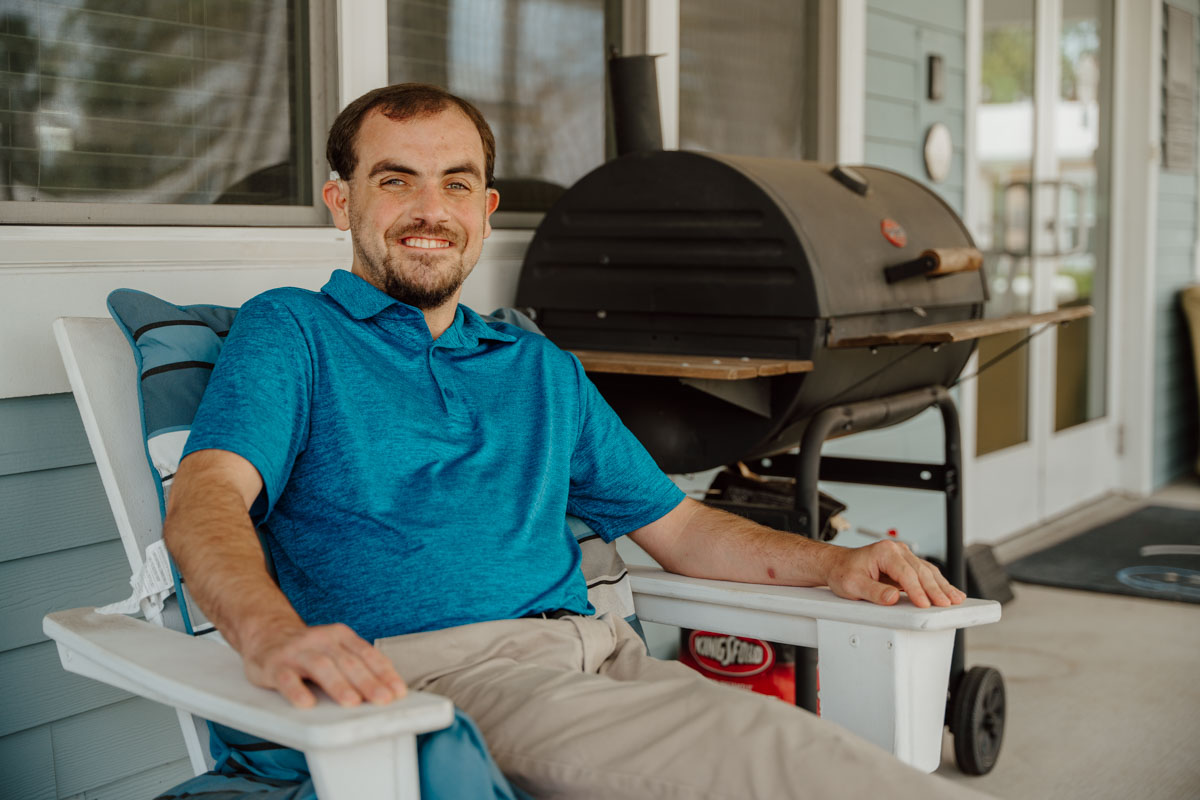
923, 122, 953, 183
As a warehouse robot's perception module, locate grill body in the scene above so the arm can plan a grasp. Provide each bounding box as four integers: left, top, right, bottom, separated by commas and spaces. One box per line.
516, 151, 986, 473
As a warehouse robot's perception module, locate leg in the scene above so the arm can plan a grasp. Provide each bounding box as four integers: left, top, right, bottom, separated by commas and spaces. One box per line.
379, 617, 995, 800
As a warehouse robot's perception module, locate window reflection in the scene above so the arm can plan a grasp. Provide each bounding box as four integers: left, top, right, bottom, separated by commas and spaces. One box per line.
678, 0, 811, 160
0, 0, 309, 206
973, 0, 1035, 456
387, 0, 607, 213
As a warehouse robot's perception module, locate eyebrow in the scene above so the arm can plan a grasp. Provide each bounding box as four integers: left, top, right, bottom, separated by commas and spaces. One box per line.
366, 161, 483, 180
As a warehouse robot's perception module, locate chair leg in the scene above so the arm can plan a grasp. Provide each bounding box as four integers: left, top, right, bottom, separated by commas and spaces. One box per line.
307, 734, 421, 800
816, 620, 955, 773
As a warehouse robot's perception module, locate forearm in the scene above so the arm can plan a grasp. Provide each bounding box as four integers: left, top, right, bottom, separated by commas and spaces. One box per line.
646, 499, 835, 587
635, 497, 964, 607
163, 458, 301, 654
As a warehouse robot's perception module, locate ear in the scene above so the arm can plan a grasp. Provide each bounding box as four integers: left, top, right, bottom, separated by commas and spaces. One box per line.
322, 179, 352, 231
483, 188, 500, 239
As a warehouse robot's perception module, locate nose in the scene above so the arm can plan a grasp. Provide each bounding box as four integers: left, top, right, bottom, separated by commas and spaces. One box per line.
411, 182, 450, 224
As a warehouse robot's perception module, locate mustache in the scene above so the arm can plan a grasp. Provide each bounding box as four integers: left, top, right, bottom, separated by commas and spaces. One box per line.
389, 222, 459, 246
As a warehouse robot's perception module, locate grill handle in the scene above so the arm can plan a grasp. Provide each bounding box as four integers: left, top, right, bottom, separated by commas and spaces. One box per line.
884, 247, 983, 284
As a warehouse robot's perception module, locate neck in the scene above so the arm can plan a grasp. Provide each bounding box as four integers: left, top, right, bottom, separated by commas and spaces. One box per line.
350, 263, 462, 340
422, 300, 459, 340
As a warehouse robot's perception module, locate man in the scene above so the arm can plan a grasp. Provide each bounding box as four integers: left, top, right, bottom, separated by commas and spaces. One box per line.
166, 83, 983, 799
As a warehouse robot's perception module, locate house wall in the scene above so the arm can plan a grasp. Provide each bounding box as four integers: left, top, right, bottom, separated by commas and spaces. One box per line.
1154, 0, 1200, 486
0, 231, 529, 798
817, 0, 969, 561
0, 396, 193, 799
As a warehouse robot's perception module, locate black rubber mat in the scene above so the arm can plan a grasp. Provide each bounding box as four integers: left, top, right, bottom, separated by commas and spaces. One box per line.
1006, 505, 1200, 604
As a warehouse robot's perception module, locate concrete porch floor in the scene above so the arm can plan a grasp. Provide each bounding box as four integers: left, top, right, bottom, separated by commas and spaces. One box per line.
936, 474, 1200, 799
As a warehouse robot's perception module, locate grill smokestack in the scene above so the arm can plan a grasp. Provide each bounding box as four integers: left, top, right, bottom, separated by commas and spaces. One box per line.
608, 52, 663, 155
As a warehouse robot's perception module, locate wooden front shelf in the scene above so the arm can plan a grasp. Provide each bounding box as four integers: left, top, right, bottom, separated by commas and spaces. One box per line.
827, 306, 1094, 349
570, 350, 814, 380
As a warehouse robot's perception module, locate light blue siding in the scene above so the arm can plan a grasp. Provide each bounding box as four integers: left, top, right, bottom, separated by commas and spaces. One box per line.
51, 698, 188, 797
0, 727, 56, 800
863, 0, 967, 216
0, 642, 131, 738
0, 394, 191, 799
0, 466, 119, 562
78, 758, 194, 800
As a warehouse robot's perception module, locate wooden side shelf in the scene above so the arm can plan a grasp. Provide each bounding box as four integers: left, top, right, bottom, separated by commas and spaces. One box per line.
571, 350, 814, 380
828, 306, 1094, 349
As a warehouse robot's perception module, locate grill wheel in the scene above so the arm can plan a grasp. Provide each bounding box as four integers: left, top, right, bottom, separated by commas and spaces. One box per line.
950, 665, 1007, 775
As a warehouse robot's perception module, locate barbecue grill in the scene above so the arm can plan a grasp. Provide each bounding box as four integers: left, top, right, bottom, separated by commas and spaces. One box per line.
513, 55, 1091, 776
516, 151, 990, 474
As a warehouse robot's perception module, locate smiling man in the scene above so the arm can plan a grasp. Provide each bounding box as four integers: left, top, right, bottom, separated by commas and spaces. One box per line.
164, 83, 989, 800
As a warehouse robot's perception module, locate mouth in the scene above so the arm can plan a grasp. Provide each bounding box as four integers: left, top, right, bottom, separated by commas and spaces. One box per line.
399, 236, 454, 250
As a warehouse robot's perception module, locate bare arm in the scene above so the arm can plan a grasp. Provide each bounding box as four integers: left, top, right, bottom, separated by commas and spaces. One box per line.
629, 497, 964, 607
164, 449, 407, 707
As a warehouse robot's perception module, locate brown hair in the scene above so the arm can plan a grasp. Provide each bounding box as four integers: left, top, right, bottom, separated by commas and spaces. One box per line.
326, 83, 496, 186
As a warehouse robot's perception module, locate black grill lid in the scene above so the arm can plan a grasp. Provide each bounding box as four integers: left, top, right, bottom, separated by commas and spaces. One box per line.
518, 151, 986, 327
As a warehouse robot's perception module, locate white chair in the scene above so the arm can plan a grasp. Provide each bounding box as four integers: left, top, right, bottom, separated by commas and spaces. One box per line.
44, 315, 1001, 800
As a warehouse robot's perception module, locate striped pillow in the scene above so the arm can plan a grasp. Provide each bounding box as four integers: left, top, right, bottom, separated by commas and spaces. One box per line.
107, 289, 238, 635
107, 290, 238, 510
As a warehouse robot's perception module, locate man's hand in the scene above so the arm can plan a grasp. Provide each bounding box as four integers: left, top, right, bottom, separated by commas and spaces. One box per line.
822, 539, 966, 608
240, 618, 409, 709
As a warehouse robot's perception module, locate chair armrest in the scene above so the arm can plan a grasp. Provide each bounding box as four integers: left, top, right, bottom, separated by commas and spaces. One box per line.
628, 566, 1000, 646
43, 608, 454, 752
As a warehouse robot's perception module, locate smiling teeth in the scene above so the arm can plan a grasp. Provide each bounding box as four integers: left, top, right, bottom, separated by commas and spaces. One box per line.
403, 237, 451, 249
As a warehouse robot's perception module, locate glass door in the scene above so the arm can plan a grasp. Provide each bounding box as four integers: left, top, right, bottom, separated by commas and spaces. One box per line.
968, 0, 1115, 541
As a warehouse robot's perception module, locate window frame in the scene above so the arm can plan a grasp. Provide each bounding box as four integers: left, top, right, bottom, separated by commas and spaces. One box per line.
0, 0, 340, 226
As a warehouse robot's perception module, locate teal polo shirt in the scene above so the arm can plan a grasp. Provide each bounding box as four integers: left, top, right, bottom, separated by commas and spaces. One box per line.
183, 270, 684, 642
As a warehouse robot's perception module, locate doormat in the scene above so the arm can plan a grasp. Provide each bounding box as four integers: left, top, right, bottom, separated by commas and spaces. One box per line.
1005, 505, 1200, 604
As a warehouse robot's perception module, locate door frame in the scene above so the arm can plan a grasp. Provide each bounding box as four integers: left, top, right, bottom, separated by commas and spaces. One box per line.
960, 0, 1159, 543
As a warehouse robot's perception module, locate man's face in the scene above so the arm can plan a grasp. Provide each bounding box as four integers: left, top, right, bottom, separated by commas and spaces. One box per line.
323, 107, 500, 310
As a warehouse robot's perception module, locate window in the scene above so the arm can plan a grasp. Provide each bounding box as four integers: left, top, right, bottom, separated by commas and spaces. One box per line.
387, 0, 614, 218
678, 0, 815, 160
0, 0, 332, 225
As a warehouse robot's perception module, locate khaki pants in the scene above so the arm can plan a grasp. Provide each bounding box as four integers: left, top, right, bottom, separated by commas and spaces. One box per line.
377, 614, 992, 800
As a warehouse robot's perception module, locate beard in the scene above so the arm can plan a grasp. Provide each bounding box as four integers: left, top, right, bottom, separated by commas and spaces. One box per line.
356, 221, 470, 310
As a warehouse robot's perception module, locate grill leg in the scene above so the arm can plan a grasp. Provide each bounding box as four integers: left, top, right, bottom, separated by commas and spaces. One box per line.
792, 406, 847, 713
786, 387, 970, 712
933, 389, 967, 684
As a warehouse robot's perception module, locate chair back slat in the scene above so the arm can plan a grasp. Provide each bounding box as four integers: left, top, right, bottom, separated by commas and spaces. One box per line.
54, 317, 167, 573
53, 316, 213, 772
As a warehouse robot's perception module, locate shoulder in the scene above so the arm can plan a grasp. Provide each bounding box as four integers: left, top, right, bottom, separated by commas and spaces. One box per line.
242, 286, 325, 316
235, 286, 341, 333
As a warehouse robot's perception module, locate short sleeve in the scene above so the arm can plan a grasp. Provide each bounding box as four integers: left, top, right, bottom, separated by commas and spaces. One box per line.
182, 295, 312, 520
566, 358, 684, 541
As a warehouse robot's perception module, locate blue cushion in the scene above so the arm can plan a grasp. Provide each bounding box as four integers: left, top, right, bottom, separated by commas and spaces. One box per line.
108, 289, 239, 637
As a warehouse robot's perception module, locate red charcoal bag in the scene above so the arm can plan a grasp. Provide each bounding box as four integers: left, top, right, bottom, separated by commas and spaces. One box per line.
678, 629, 796, 703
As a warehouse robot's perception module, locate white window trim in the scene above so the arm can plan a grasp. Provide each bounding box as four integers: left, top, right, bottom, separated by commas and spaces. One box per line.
337, 0, 389, 109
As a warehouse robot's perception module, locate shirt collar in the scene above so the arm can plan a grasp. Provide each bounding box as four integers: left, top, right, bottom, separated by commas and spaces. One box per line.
322, 269, 410, 320
322, 269, 517, 347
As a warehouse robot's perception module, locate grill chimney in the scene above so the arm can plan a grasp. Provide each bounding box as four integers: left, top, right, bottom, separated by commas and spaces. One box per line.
608, 52, 663, 155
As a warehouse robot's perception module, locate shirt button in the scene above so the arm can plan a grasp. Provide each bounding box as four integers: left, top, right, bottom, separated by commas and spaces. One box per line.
445, 390, 455, 399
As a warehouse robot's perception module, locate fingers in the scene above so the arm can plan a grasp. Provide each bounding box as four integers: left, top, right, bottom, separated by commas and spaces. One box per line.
245, 623, 408, 708
877, 542, 966, 608
342, 635, 409, 703
826, 540, 968, 608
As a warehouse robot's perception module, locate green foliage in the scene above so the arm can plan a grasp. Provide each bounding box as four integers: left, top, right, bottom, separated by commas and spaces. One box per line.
981, 26, 1033, 104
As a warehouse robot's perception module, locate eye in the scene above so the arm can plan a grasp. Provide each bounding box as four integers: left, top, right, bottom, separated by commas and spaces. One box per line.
381, 177, 408, 188
446, 180, 471, 191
